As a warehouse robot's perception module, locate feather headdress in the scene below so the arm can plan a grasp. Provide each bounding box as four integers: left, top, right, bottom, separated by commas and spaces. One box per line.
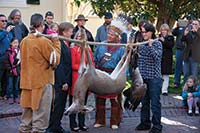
109, 14, 129, 36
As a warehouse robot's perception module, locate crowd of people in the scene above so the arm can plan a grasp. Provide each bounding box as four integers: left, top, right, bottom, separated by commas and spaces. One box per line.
0, 9, 200, 133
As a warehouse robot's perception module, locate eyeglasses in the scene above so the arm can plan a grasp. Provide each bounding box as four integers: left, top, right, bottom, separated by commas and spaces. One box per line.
0, 20, 7, 23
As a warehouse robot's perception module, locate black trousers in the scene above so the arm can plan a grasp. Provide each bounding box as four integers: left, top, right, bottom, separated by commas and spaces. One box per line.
0, 69, 7, 97
69, 92, 88, 128
48, 87, 68, 132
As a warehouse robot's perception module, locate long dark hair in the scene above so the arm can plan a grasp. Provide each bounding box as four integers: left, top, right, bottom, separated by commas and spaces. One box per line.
29, 13, 43, 33
143, 23, 156, 39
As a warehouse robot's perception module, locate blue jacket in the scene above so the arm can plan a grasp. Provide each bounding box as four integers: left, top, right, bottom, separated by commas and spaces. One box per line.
95, 23, 108, 42
0, 30, 13, 69
182, 85, 200, 100
94, 44, 125, 70
7, 22, 28, 43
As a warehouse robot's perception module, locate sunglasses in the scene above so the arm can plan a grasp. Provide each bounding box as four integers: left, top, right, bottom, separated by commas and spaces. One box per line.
0, 20, 7, 23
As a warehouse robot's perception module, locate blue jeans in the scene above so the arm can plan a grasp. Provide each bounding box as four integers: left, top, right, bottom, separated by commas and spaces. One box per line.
174, 49, 183, 85
141, 78, 163, 130
6, 75, 19, 98
183, 57, 198, 84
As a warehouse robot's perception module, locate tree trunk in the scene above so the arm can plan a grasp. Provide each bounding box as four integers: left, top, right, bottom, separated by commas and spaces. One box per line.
156, 2, 176, 32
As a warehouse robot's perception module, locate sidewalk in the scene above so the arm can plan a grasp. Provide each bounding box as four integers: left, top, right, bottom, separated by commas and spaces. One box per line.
0, 94, 199, 133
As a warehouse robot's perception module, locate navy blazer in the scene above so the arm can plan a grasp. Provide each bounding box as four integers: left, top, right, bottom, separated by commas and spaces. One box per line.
54, 40, 72, 89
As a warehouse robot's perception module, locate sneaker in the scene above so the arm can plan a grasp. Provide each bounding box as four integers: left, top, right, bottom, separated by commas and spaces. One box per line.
174, 83, 179, 88
111, 125, 119, 130
94, 123, 104, 128
135, 123, 151, 130
80, 126, 88, 131
188, 110, 193, 116
149, 127, 162, 133
162, 93, 168, 96
70, 127, 79, 132
195, 110, 199, 116
188, 109, 192, 114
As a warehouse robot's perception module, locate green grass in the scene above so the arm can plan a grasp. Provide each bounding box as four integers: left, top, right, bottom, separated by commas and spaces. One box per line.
168, 75, 183, 94
125, 75, 183, 94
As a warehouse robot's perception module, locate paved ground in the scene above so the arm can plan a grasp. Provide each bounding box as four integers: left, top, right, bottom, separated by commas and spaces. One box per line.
0, 94, 199, 133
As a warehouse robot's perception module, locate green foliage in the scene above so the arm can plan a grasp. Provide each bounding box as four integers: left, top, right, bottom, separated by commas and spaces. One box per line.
74, 0, 200, 28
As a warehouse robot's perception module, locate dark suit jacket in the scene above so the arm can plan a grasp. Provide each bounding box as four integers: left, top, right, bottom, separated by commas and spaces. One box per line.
54, 40, 72, 89
72, 25, 94, 51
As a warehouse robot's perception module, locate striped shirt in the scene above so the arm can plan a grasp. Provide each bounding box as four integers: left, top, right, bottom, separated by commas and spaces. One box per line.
138, 40, 162, 79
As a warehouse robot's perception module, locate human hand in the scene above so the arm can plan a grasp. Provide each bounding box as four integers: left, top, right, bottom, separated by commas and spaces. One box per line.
50, 34, 59, 41
192, 27, 198, 32
6, 25, 15, 32
159, 37, 165, 42
188, 92, 193, 97
184, 28, 190, 35
148, 39, 154, 46
62, 83, 69, 91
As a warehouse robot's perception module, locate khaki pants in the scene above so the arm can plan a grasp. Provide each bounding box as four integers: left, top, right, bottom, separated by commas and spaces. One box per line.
19, 84, 53, 133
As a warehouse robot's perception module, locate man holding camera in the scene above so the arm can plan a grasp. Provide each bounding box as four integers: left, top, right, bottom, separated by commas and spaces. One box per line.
182, 20, 200, 83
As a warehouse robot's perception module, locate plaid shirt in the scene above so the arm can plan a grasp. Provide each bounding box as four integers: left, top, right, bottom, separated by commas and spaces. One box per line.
138, 40, 162, 80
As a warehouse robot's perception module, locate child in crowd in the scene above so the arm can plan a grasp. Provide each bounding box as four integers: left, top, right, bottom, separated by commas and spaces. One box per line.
46, 22, 59, 35
5, 38, 20, 104
182, 75, 200, 116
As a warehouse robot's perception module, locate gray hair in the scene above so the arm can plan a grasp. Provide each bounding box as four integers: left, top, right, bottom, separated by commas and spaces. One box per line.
8, 9, 22, 23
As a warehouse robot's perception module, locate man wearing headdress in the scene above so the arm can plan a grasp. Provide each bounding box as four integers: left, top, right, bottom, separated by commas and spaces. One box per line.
93, 17, 127, 130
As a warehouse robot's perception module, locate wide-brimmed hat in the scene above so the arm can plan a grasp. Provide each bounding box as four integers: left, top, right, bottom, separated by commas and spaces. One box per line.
74, 14, 88, 21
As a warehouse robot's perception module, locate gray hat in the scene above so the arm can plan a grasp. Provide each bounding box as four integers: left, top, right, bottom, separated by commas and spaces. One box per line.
74, 14, 88, 21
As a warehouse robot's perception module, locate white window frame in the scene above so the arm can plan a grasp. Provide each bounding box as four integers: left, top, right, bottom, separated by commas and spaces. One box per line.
0, 0, 27, 7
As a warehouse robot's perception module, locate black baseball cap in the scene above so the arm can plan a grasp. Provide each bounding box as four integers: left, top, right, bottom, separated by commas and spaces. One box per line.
45, 11, 54, 18
104, 12, 113, 19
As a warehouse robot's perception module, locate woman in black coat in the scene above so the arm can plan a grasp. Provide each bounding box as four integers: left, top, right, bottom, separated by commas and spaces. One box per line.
158, 23, 175, 95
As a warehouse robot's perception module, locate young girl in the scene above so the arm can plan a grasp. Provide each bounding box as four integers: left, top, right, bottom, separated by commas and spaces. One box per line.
46, 22, 59, 35
69, 31, 94, 132
182, 75, 200, 116
5, 38, 20, 104
158, 24, 174, 96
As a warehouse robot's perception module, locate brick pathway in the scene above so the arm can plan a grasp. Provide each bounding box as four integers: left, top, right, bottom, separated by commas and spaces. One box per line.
0, 94, 199, 133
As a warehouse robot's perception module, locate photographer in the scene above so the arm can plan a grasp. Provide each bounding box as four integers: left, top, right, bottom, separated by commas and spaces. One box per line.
172, 20, 186, 88
182, 20, 200, 84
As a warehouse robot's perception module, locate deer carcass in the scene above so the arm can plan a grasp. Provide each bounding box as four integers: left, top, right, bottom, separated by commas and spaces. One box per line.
122, 48, 147, 112
65, 43, 132, 114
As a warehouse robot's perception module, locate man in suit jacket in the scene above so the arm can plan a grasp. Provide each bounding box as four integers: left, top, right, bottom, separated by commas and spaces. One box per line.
47, 22, 73, 133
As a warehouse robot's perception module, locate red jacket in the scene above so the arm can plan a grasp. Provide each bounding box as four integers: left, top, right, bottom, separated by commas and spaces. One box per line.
69, 46, 94, 95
